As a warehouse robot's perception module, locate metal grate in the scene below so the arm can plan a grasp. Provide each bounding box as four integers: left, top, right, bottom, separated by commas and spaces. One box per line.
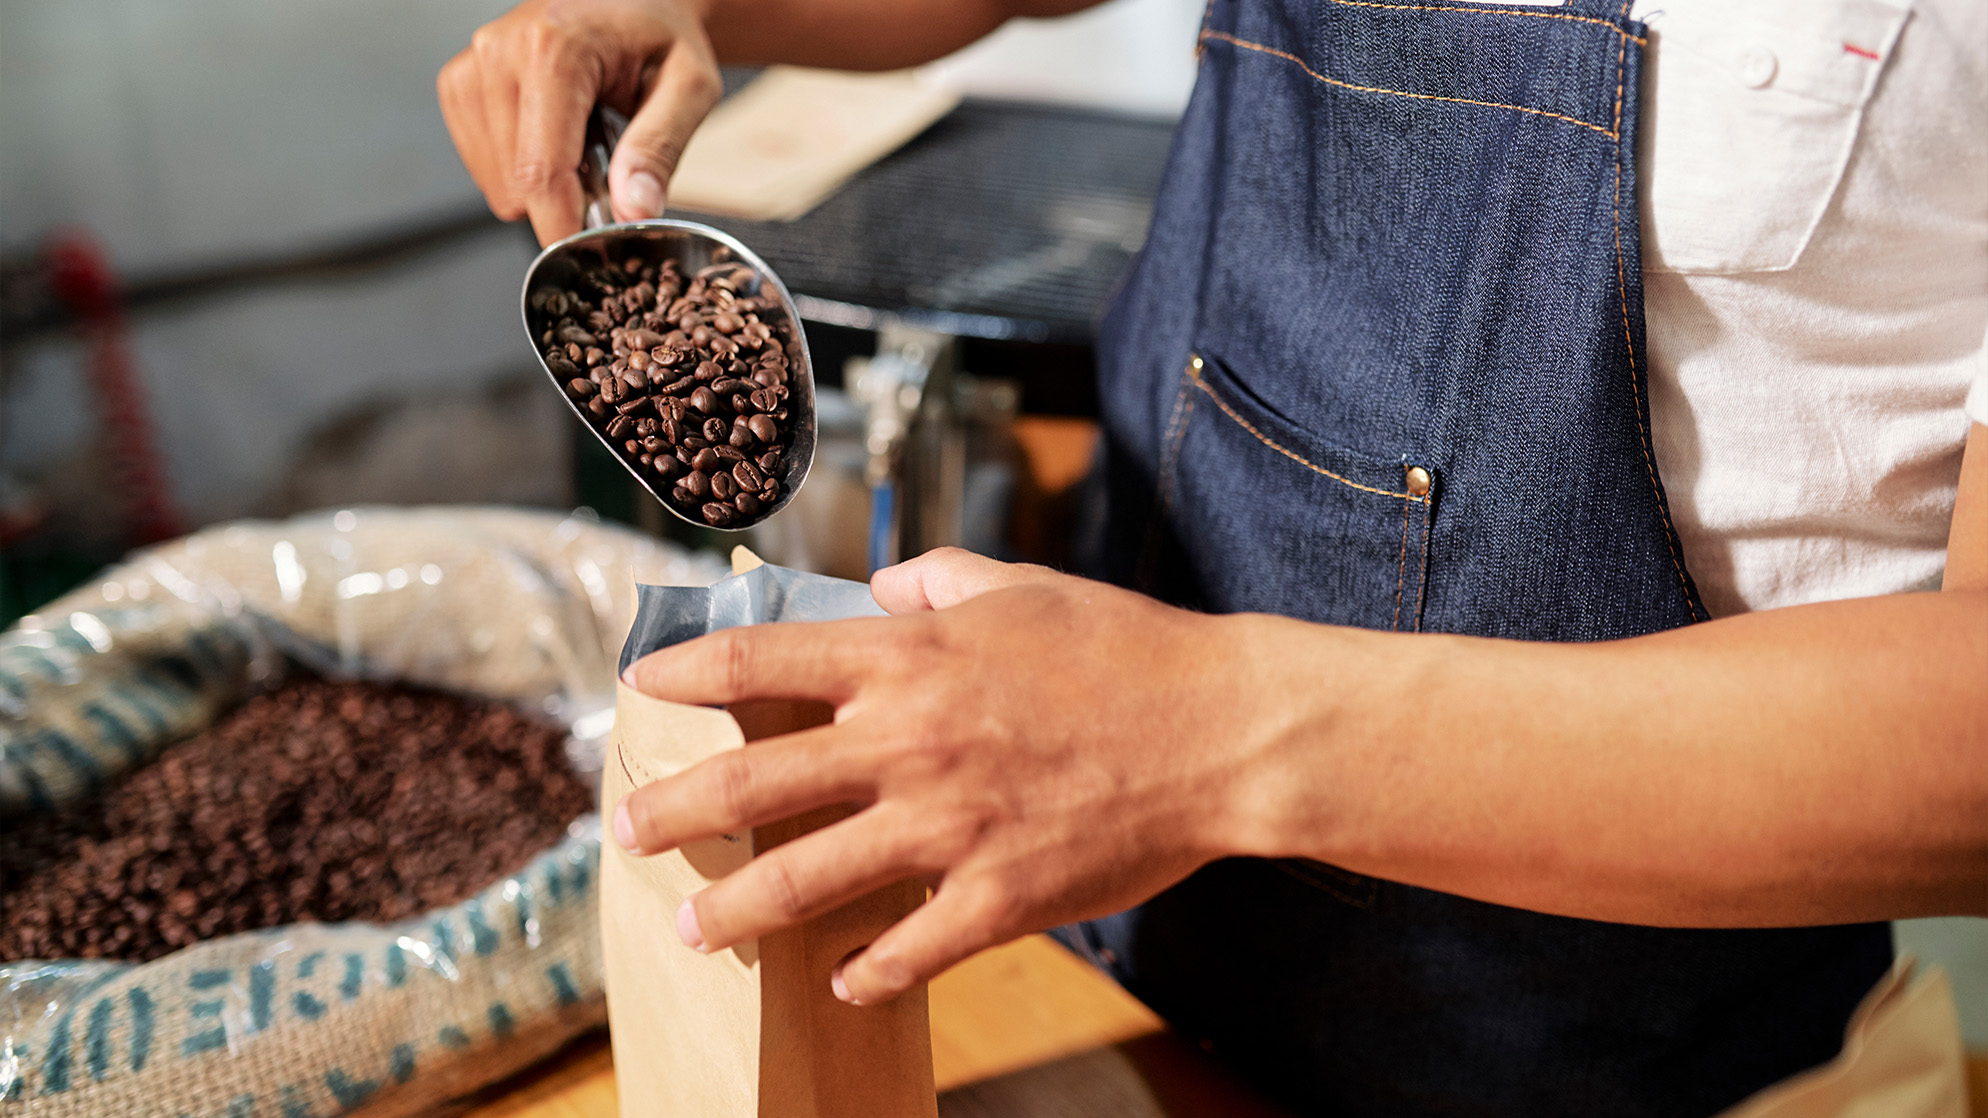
673, 99, 1176, 345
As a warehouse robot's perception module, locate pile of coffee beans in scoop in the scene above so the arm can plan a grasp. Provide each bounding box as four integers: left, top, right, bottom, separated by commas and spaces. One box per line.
0, 677, 592, 964
534, 246, 800, 528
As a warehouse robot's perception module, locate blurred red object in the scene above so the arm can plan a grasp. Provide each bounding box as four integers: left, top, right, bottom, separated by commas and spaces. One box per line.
45, 231, 180, 547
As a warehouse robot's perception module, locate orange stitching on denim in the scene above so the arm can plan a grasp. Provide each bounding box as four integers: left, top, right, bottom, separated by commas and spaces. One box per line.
1608, 4, 1701, 622
1412, 489, 1433, 631
1391, 492, 1413, 631
1322, 0, 1645, 45
1201, 30, 1617, 138
1189, 365, 1424, 501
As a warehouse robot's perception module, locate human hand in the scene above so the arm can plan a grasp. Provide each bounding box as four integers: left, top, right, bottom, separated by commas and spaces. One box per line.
615, 548, 1272, 1005
437, 0, 722, 245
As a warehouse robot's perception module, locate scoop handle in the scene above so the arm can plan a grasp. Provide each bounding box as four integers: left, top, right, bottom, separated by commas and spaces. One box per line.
579, 106, 630, 230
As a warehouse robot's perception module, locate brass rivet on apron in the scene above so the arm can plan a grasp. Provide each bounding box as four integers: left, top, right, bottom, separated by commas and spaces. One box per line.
1405, 466, 1432, 497
1189, 354, 1204, 371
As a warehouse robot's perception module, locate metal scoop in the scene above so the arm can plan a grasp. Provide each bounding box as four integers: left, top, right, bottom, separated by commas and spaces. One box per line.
521, 108, 815, 531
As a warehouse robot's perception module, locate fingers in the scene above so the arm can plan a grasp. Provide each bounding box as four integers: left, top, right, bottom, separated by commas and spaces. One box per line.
513, 22, 593, 245
679, 806, 936, 953
615, 724, 873, 856
608, 35, 722, 221
622, 617, 891, 707
832, 882, 1013, 1006
870, 548, 1059, 614
438, 50, 521, 221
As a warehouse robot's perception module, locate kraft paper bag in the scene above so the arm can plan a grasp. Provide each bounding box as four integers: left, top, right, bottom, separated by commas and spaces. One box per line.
601, 549, 937, 1118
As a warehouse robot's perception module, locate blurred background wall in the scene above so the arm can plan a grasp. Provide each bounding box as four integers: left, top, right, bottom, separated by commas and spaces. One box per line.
2, 0, 1983, 1056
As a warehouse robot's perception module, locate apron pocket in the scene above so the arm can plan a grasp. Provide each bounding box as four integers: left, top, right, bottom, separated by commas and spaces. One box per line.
1162, 350, 1434, 631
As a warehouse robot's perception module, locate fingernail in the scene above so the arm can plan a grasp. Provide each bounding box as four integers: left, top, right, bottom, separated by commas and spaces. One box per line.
624, 171, 663, 218
830, 964, 858, 1005
676, 899, 706, 951
612, 799, 638, 853
620, 664, 637, 687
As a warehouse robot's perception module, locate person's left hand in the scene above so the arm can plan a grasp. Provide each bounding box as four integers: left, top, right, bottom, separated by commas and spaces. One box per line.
615, 548, 1269, 1005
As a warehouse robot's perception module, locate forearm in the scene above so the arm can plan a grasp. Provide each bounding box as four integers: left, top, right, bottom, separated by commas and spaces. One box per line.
701, 0, 1102, 70
1231, 589, 1988, 926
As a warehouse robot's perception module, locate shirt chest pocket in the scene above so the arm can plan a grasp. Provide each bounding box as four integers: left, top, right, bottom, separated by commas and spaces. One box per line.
1633, 0, 1908, 275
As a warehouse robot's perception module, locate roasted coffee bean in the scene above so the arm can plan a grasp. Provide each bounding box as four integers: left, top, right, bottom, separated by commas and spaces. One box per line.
701, 502, 737, 527
606, 416, 633, 439
682, 470, 711, 498
533, 243, 800, 528
735, 492, 763, 516
0, 678, 587, 964
757, 448, 783, 474
731, 459, 765, 490
711, 471, 737, 500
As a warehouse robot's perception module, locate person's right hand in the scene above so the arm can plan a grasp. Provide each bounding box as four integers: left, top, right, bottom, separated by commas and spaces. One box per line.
438, 0, 723, 246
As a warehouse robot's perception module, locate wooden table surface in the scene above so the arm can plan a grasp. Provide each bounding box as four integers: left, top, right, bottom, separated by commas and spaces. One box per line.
458, 934, 1293, 1118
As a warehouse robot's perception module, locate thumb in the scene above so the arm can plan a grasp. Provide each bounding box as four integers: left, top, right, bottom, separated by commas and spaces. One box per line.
871, 548, 1058, 614
608, 40, 721, 221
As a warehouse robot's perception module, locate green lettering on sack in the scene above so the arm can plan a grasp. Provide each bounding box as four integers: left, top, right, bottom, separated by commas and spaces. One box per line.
38, 1013, 71, 1093
249, 961, 274, 1032
438, 1025, 471, 1049
324, 1068, 379, 1110
128, 987, 155, 1071
385, 944, 406, 988
292, 992, 325, 1021
280, 1084, 314, 1118
487, 1003, 515, 1040
390, 1043, 416, 1084
85, 997, 114, 1081
546, 962, 579, 1007
227, 1093, 256, 1118
465, 900, 498, 956
339, 954, 365, 1000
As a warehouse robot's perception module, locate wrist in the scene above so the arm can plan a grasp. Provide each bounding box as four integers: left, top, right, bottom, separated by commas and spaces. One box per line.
1210, 613, 1441, 868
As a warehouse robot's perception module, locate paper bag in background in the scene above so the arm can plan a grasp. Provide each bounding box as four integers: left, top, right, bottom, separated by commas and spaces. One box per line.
601, 550, 936, 1118
667, 67, 960, 222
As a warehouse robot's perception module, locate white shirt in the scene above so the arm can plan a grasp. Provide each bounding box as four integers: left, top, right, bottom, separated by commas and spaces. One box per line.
1633, 0, 1988, 617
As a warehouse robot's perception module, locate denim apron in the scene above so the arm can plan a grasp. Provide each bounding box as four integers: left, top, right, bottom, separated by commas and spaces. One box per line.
1064, 0, 1895, 1113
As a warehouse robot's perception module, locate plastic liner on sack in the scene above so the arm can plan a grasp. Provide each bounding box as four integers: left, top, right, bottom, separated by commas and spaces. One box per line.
0, 506, 726, 1117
